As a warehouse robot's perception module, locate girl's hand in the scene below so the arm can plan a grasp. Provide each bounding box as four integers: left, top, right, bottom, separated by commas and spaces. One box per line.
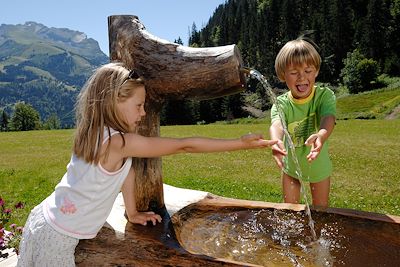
240, 133, 279, 148
128, 211, 162, 226
271, 140, 286, 169
305, 133, 323, 162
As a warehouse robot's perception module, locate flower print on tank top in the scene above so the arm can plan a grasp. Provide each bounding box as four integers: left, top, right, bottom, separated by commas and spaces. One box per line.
60, 196, 77, 214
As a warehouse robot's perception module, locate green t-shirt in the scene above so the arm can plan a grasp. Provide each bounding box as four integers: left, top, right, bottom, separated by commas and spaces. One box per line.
271, 85, 336, 182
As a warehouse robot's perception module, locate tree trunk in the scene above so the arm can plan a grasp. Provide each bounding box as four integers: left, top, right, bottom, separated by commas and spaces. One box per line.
131, 101, 164, 210
108, 15, 246, 211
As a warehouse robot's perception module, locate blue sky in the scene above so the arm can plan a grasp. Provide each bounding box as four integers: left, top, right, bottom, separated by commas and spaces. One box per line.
1, 0, 226, 55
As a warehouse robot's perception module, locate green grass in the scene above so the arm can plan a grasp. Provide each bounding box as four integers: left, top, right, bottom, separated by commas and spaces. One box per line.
1, 120, 399, 227
161, 121, 400, 216
336, 86, 400, 119
0, 130, 73, 225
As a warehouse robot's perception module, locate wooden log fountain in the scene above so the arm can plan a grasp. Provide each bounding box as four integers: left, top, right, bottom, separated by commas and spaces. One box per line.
108, 15, 245, 212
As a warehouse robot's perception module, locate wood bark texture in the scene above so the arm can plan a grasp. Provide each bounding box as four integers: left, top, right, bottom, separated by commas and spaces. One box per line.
108, 15, 246, 101
75, 210, 249, 266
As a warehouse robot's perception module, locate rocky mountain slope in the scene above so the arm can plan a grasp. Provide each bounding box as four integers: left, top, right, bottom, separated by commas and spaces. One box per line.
0, 22, 108, 127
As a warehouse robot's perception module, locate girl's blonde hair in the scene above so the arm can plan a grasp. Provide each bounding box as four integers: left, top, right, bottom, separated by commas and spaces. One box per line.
73, 62, 145, 164
275, 38, 321, 81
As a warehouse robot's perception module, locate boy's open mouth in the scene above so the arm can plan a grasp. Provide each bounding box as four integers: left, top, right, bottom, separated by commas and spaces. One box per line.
296, 84, 309, 92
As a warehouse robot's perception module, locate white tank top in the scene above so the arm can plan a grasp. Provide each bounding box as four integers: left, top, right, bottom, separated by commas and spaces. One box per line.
43, 128, 132, 239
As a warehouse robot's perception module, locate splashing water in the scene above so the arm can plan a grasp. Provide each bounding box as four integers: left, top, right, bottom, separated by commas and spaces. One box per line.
178, 208, 344, 267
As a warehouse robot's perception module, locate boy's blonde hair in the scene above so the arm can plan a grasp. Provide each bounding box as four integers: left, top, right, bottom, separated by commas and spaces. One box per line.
73, 62, 145, 164
275, 38, 321, 81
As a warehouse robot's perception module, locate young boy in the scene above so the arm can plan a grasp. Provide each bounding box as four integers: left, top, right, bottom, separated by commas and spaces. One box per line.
269, 38, 336, 207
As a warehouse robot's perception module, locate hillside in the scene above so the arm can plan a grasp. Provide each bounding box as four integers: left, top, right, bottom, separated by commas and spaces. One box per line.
0, 22, 108, 127
336, 83, 400, 120
237, 82, 400, 124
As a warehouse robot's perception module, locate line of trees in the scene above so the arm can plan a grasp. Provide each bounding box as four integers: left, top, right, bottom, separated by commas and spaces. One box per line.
0, 78, 78, 128
194, 0, 399, 81
0, 102, 61, 132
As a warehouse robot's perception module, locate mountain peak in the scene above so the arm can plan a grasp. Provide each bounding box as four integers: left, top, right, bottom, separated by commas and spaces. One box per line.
0, 21, 109, 127
24, 21, 46, 31
0, 21, 108, 65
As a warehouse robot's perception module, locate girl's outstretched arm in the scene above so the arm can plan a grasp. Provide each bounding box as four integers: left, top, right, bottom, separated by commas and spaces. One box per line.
120, 133, 278, 159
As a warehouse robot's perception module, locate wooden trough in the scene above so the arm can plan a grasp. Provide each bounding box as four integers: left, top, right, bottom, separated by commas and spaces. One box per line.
75, 185, 400, 266
172, 196, 400, 266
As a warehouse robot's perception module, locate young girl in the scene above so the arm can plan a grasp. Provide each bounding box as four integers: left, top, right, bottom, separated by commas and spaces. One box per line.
269, 38, 336, 208
17, 62, 279, 266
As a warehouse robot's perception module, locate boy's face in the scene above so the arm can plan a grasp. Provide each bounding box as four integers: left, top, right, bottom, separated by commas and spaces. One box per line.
284, 63, 319, 99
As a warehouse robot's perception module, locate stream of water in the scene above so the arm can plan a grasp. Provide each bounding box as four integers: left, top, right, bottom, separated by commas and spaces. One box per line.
246, 69, 316, 235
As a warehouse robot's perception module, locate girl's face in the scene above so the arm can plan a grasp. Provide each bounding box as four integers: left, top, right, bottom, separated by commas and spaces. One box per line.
117, 85, 146, 132
284, 63, 319, 99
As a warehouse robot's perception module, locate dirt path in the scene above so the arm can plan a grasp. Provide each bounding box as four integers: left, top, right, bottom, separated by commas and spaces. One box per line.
386, 104, 400, 120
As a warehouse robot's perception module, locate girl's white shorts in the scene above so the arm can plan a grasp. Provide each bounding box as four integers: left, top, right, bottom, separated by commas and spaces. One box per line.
17, 203, 79, 267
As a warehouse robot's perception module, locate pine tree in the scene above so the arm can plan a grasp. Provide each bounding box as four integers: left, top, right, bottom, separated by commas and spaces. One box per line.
10, 102, 41, 131
0, 109, 9, 131
362, 0, 391, 69
385, 0, 400, 74
174, 37, 184, 45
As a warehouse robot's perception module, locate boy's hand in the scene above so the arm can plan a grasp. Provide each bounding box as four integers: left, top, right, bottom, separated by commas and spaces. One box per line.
271, 140, 286, 169
305, 133, 323, 162
128, 211, 162, 226
240, 133, 279, 148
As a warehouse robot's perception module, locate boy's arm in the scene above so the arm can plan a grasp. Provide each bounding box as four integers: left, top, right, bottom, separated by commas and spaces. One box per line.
269, 119, 285, 140
269, 120, 286, 169
305, 115, 336, 161
318, 115, 336, 142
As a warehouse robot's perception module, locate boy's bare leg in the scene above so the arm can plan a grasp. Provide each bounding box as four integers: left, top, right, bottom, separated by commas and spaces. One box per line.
310, 177, 330, 208
282, 173, 301, 204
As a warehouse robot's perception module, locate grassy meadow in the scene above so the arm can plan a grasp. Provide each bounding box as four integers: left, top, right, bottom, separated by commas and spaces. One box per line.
1, 119, 399, 227
336, 85, 400, 119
